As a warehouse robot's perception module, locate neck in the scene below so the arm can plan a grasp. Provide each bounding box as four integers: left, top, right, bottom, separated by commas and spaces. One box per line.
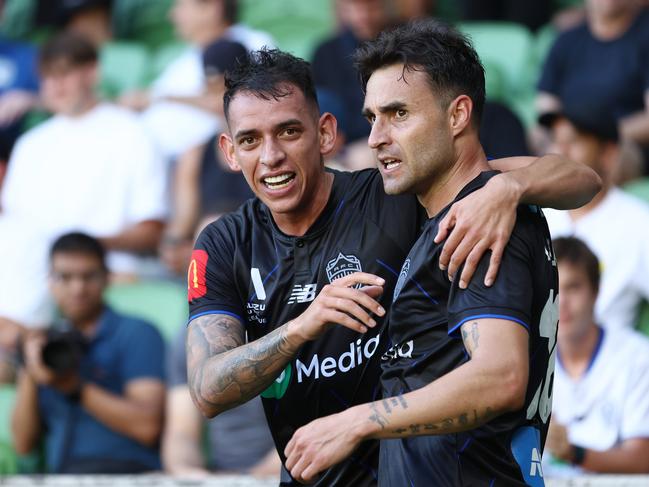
72, 306, 104, 338
559, 323, 601, 380
63, 96, 98, 118
569, 182, 609, 220
272, 171, 334, 236
417, 141, 489, 217
589, 7, 638, 40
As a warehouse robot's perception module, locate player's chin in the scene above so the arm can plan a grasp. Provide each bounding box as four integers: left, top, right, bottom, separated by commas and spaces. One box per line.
381, 177, 409, 196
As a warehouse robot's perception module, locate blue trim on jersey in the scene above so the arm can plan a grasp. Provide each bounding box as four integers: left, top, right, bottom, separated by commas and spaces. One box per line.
459, 437, 473, 453
187, 310, 244, 325
248, 263, 280, 301
376, 258, 399, 277
448, 314, 529, 336
329, 388, 350, 408
557, 325, 604, 375
489, 479, 495, 487
411, 279, 439, 305
377, 259, 439, 305
333, 198, 346, 221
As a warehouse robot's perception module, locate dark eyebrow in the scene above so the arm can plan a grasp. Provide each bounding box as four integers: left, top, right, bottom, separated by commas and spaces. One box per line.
234, 119, 305, 140
362, 101, 408, 119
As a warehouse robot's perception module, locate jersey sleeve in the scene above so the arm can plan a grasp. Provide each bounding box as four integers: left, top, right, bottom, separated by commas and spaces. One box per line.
187, 218, 246, 323
446, 213, 535, 336
621, 352, 649, 440
120, 320, 166, 383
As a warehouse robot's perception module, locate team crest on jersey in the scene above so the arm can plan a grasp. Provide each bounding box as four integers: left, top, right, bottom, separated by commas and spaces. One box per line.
326, 252, 362, 285
393, 258, 410, 302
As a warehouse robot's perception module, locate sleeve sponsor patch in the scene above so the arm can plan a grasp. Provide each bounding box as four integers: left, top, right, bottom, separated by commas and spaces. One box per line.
187, 249, 208, 301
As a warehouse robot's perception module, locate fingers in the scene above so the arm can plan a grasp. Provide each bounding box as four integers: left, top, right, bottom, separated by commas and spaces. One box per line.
359, 285, 383, 299
435, 210, 455, 244
326, 286, 385, 321
484, 241, 505, 287
332, 272, 385, 288
458, 240, 489, 289
438, 219, 466, 272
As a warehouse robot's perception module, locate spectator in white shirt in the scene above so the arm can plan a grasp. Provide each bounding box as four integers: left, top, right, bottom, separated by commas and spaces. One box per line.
545, 237, 649, 474
540, 105, 649, 332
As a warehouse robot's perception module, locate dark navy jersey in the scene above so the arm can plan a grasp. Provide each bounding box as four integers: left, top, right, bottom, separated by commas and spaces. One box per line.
189, 168, 426, 486
380, 171, 558, 487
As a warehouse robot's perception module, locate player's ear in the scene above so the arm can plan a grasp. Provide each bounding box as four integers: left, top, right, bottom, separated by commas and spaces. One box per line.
448, 94, 473, 137
318, 112, 337, 156
219, 133, 241, 171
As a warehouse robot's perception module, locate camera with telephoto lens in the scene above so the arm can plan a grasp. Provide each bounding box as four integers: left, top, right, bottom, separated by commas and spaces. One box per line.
40, 328, 88, 375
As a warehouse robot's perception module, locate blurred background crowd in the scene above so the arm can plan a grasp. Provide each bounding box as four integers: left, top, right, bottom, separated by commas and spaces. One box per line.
1, 0, 649, 479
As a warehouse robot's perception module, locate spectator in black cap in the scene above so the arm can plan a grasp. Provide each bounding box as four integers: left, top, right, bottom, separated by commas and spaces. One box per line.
540, 103, 649, 335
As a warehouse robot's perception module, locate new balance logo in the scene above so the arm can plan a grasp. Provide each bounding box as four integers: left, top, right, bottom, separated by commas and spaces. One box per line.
530, 448, 543, 477
288, 284, 317, 304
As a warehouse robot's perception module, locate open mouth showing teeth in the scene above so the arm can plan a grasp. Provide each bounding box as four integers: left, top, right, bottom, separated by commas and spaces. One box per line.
382, 159, 401, 170
263, 173, 296, 189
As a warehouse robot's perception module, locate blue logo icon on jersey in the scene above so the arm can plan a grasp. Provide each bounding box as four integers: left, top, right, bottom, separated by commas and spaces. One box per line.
511, 426, 545, 486
393, 258, 410, 302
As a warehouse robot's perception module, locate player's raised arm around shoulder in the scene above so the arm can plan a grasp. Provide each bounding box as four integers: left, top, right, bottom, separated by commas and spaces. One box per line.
187, 312, 299, 418
487, 153, 602, 210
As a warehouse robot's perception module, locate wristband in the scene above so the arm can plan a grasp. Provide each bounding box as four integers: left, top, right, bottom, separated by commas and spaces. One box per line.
571, 445, 586, 465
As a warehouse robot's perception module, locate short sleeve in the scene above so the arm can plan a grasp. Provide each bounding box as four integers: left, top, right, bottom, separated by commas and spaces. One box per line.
621, 354, 649, 440
188, 218, 246, 323
120, 320, 166, 383
447, 222, 534, 336
166, 327, 188, 387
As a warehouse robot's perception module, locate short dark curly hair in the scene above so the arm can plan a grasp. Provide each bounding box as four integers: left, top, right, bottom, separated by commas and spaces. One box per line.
354, 19, 486, 125
223, 48, 319, 121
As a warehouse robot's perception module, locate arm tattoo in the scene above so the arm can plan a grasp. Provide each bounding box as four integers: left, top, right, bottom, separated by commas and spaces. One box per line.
187, 314, 298, 417
368, 393, 409, 430
461, 321, 480, 357
389, 407, 496, 436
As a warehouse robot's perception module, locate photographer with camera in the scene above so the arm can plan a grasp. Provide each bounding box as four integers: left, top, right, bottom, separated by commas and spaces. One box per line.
11, 232, 166, 473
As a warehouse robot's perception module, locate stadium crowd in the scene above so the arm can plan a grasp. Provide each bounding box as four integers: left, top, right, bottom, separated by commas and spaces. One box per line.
1, 0, 649, 480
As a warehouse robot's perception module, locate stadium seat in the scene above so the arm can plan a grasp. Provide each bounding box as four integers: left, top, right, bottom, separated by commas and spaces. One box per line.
622, 177, 649, 205
0, 385, 17, 475
147, 42, 188, 84
458, 21, 536, 98
104, 280, 188, 342
0, 0, 36, 40
637, 301, 649, 337
99, 42, 150, 99
239, 0, 335, 60
112, 0, 176, 51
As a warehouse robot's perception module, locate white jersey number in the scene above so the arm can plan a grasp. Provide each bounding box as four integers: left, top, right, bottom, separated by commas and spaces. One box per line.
526, 290, 559, 424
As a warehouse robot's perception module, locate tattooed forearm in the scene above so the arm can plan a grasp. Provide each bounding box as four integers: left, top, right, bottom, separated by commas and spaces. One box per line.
368, 393, 409, 430
389, 407, 496, 437
187, 314, 299, 417
461, 321, 480, 357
